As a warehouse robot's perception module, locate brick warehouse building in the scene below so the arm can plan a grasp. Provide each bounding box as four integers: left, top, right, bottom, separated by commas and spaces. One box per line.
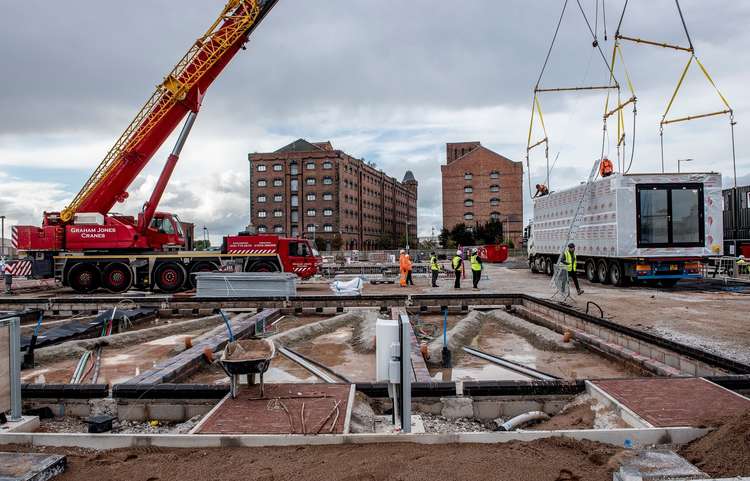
248, 139, 418, 251
441, 142, 523, 246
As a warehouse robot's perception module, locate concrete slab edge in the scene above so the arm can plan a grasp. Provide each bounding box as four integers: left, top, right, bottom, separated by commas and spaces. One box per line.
0, 427, 709, 450
585, 380, 654, 428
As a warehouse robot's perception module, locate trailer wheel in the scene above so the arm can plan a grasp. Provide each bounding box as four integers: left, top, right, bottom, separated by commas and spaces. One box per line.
529, 257, 539, 273
597, 259, 610, 284
188, 262, 219, 289
608, 261, 626, 287
154, 262, 187, 293
102, 262, 133, 293
585, 260, 598, 283
249, 261, 279, 273
67, 263, 101, 293
544, 257, 554, 276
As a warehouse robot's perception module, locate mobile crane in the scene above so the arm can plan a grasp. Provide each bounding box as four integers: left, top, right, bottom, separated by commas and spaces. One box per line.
13, 0, 321, 293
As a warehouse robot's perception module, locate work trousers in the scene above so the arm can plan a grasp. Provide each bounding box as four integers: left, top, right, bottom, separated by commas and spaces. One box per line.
431, 270, 439, 287
406, 270, 414, 285
454, 269, 461, 288
569, 270, 581, 293
472, 269, 481, 288
4, 274, 11, 294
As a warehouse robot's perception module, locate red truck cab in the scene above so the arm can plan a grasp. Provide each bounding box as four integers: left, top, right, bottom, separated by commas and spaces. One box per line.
223, 234, 321, 279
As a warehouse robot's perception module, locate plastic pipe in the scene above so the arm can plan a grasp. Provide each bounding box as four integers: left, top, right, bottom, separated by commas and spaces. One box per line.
498, 411, 550, 431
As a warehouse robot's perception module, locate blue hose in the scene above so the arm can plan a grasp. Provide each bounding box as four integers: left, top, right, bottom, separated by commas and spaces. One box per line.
33, 312, 44, 337
219, 310, 235, 342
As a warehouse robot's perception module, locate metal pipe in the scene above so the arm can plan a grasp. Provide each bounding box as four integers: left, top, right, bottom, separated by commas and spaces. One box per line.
277, 345, 340, 383
535, 85, 618, 93
615, 34, 692, 52
8, 317, 22, 421
462, 347, 558, 381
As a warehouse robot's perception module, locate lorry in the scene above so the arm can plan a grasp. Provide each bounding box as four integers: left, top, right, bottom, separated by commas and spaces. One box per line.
527, 172, 723, 287
10, 1, 325, 293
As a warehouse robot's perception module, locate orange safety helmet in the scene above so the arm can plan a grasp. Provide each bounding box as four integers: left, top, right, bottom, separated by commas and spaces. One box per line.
600, 157, 614, 177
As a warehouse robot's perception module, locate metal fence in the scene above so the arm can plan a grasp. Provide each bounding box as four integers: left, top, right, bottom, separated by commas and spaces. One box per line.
704, 256, 750, 283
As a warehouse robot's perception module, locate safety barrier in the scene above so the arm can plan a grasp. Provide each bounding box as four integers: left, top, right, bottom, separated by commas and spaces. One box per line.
705, 256, 750, 283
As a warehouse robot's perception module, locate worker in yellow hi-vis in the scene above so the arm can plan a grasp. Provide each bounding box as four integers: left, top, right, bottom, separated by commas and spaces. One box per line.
452, 250, 463, 289
470, 248, 483, 290
564, 243, 584, 296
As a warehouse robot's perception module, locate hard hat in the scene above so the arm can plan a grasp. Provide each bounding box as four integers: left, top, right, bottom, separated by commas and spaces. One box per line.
471, 248, 478, 253
740, 255, 746, 259
399, 249, 405, 254
456, 249, 462, 255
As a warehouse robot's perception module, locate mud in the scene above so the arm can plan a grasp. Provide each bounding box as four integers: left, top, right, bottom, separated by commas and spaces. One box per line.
680, 410, 750, 478
426, 310, 484, 364
294, 325, 376, 381
0, 438, 622, 481
268, 310, 369, 346
485, 308, 579, 351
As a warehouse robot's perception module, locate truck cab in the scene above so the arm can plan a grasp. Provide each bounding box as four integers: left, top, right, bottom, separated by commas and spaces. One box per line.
283, 238, 321, 279
146, 212, 186, 251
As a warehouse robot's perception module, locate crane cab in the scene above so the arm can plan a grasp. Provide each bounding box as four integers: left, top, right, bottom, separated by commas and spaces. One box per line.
145, 212, 186, 251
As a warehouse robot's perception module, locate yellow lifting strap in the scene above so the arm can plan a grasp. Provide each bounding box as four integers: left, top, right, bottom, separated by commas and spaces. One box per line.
661, 54, 733, 126
526, 94, 549, 151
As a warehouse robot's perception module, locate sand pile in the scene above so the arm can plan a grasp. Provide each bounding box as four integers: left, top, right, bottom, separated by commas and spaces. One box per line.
680, 410, 750, 478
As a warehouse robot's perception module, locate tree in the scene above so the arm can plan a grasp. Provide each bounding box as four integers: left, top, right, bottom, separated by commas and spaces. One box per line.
475, 219, 504, 244
194, 240, 211, 250
448, 223, 476, 247
332, 233, 344, 250
314, 237, 327, 252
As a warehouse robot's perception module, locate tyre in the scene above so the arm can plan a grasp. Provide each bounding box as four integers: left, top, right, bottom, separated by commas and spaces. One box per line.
597, 259, 610, 284
101, 262, 133, 293
188, 262, 219, 289
248, 261, 279, 273
608, 261, 627, 287
67, 263, 101, 293
658, 278, 679, 288
154, 262, 187, 293
529, 257, 539, 273
544, 257, 554, 276
585, 259, 598, 283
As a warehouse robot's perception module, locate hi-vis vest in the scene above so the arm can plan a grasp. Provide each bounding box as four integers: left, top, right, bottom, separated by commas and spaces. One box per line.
452, 256, 462, 270
564, 249, 577, 272
430, 255, 440, 271
470, 254, 481, 271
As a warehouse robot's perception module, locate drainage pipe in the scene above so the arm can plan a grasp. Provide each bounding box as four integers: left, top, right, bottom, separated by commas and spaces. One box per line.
498, 411, 550, 431
462, 347, 559, 381
277, 345, 349, 383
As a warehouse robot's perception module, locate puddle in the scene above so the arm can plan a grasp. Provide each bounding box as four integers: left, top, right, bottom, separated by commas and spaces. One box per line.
293, 325, 376, 381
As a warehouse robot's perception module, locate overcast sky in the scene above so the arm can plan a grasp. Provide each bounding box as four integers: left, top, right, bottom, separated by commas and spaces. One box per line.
1, 0, 748, 241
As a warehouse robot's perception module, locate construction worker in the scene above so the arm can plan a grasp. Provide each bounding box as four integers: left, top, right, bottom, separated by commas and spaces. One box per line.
563, 243, 584, 295
405, 252, 414, 286
398, 249, 407, 287
452, 249, 463, 289
533, 184, 549, 198
470, 248, 483, 290
600, 157, 614, 177
429, 251, 441, 287
1, 258, 12, 295
738, 255, 748, 275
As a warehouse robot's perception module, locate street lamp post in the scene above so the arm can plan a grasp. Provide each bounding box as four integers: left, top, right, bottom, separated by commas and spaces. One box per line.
405, 220, 409, 250
677, 158, 693, 173
202, 226, 209, 249
0, 215, 5, 258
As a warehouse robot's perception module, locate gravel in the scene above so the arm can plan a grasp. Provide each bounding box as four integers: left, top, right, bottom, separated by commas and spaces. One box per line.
419, 413, 493, 433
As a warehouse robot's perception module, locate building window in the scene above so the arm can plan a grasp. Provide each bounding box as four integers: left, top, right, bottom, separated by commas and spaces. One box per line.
323, 176, 333, 185
464, 212, 474, 221
490, 170, 500, 179
291, 227, 299, 237
323, 161, 333, 169
290, 162, 299, 175
306, 161, 316, 170
490, 197, 500, 206
257, 195, 267, 203
273, 163, 283, 172
306, 193, 316, 201
274, 194, 283, 202
464, 186, 473, 194
273, 178, 283, 187
257, 179, 267, 187
274, 210, 283, 218
324, 224, 333, 232
273, 225, 283, 233
291, 179, 298, 192
464, 199, 473, 207
464, 172, 473, 180
306, 177, 316, 185
490, 212, 501, 221
291, 195, 299, 207
323, 192, 333, 201
307, 224, 316, 233
307, 209, 316, 217
323, 208, 333, 216
258, 210, 267, 218
490, 184, 500, 192
257, 225, 268, 233
291, 211, 299, 222
257, 164, 267, 172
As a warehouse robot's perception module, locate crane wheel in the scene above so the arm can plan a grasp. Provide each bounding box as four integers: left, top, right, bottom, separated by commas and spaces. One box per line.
188, 262, 219, 288
154, 262, 187, 293
248, 261, 279, 273
102, 263, 133, 293
67, 263, 101, 293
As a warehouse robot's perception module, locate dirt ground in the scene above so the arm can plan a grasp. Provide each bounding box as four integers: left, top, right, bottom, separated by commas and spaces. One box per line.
680, 410, 750, 478
3, 438, 622, 481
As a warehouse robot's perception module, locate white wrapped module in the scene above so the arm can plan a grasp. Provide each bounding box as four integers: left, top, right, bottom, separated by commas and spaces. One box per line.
530, 172, 723, 258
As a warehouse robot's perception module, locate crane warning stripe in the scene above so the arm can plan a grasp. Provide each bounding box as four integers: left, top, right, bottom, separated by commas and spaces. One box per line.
9, 260, 32, 277
11, 227, 19, 249
228, 249, 277, 254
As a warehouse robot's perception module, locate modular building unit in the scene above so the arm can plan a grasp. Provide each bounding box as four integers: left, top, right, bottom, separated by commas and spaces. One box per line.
528, 172, 723, 286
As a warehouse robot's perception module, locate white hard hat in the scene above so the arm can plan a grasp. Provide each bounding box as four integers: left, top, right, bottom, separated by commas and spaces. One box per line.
456, 249, 462, 255
399, 249, 405, 254
740, 255, 746, 259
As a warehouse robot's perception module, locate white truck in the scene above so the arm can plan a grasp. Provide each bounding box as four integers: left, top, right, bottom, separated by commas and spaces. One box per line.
528, 172, 723, 287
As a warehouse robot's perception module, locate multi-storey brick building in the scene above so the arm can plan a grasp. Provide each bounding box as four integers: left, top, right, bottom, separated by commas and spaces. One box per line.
441, 141, 523, 246
248, 139, 418, 251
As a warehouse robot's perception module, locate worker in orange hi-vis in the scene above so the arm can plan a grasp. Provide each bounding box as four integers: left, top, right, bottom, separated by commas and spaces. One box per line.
398, 249, 407, 287
600, 157, 614, 177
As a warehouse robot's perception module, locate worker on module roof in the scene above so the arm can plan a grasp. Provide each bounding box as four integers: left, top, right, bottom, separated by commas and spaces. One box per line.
563, 243, 584, 296
533, 184, 549, 198
470, 248, 483, 290
429, 251, 441, 288
452, 249, 464, 289
600, 157, 614, 177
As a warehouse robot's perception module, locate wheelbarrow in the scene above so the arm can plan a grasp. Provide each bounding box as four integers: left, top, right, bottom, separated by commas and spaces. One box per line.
219, 339, 275, 398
